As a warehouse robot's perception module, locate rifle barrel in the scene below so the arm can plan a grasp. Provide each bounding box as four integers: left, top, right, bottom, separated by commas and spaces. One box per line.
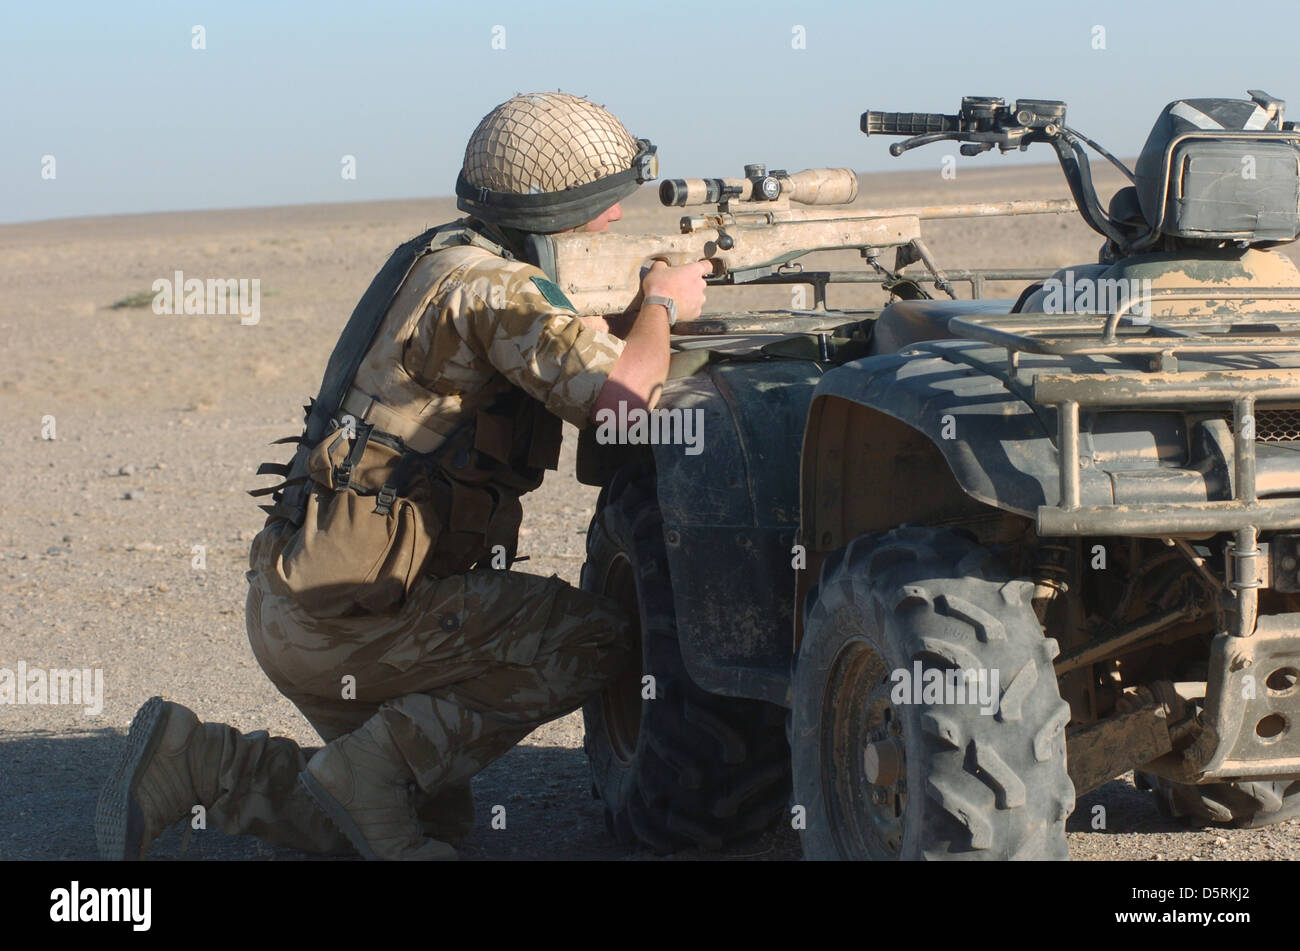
843, 198, 1076, 220
681, 198, 1076, 232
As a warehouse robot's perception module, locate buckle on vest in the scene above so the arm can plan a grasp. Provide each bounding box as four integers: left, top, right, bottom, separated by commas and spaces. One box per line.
374, 483, 397, 515
333, 423, 373, 491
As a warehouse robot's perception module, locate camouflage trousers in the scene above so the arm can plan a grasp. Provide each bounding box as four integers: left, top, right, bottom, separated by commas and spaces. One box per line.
199, 521, 631, 855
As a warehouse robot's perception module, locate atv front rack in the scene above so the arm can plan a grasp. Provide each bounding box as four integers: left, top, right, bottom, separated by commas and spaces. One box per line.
948, 287, 1300, 638
949, 287, 1300, 359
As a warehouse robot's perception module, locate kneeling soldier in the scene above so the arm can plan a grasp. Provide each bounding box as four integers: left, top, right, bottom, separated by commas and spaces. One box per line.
97, 92, 710, 860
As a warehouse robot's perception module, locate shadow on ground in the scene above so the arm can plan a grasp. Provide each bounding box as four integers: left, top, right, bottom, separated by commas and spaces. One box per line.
3, 728, 1193, 860
1067, 775, 1190, 836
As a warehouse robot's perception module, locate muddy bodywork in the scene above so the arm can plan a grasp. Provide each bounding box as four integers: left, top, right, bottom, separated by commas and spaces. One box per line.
581, 248, 1300, 784
1021, 247, 1300, 316
578, 248, 1300, 717
582, 345, 826, 706
803, 249, 1300, 551
796, 248, 1300, 789
803, 339, 1300, 541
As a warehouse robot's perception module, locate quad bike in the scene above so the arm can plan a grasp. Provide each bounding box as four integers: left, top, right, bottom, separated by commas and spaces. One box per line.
575, 91, 1300, 858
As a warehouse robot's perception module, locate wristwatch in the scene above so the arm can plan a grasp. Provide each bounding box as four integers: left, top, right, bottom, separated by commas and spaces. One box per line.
643, 295, 678, 326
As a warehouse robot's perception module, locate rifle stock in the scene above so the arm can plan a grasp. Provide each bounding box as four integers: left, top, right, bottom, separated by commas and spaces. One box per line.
544, 214, 922, 316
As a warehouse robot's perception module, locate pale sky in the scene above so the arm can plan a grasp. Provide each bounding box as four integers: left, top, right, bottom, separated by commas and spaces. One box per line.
5, 0, 1300, 223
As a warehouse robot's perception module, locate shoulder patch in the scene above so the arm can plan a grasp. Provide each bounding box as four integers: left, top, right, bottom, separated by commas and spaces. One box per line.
530, 275, 576, 312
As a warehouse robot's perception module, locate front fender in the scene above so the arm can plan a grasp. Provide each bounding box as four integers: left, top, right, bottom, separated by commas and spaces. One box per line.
802, 339, 1232, 557
803, 342, 1073, 555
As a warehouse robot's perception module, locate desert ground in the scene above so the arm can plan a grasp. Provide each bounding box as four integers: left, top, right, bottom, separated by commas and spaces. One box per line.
2, 163, 1299, 860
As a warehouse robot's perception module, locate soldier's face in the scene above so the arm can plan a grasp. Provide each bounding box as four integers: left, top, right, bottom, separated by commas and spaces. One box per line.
576, 202, 623, 233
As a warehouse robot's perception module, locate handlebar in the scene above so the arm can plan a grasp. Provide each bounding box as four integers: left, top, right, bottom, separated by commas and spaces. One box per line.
860, 95, 1134, 252
860, 97, 1067, 155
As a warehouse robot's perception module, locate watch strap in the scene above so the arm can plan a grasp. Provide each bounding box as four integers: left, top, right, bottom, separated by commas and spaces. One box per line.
644, 295, 678, 326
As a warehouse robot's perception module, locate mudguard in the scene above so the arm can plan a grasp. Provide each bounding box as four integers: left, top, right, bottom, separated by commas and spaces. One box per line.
805, 341, 1072, 529
803, 335, 1278, 558
642, 359, 824, 705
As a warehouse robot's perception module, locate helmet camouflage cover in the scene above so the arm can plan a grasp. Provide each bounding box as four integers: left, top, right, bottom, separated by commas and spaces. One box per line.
456, 92, 657, 233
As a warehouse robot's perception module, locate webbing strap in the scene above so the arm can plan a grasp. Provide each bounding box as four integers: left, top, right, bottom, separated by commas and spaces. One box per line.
261, 221, 519, 525
271, 224, 474, 523
341, 387, 449, 454
310, 226, 446, 446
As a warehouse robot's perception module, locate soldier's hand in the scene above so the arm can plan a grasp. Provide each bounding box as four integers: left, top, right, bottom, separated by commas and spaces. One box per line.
641, 259, 712, 323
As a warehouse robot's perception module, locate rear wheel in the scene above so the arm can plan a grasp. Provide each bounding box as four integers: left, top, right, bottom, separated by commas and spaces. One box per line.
1135, 773, 1300, 828
580, 465, 791, 853
792, 526, 1075, 859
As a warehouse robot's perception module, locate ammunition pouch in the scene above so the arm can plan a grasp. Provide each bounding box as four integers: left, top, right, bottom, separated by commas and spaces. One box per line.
275, 425, 437, 618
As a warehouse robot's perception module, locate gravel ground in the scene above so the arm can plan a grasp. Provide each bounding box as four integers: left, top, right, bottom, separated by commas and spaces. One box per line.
3, 168, 1298, 861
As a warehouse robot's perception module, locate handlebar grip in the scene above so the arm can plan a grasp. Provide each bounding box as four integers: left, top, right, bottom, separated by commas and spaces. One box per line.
861, 111, 960, 136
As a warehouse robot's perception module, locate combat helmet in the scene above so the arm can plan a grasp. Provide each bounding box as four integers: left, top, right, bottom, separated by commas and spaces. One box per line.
456, 92, 658, 233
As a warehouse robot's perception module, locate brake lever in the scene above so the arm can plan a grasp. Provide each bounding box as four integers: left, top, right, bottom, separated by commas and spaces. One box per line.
888, 132, 964, 156
888, 122, 1057, 159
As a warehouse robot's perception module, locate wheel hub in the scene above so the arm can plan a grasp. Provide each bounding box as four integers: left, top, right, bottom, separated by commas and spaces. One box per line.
822, 639, 908, 858
863, 737, 904, 787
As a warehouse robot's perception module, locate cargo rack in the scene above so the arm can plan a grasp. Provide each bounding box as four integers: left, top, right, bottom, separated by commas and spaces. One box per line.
949, 287, 1300, 636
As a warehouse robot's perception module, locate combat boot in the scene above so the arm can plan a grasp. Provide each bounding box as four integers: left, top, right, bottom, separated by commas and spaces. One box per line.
96, 696, 225, 860
300, 714, 457, 861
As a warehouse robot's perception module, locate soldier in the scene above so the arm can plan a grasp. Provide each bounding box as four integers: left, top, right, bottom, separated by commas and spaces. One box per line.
96, 92, 711, 860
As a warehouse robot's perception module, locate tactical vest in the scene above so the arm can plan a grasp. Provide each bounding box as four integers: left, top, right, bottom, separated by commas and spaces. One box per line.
252, 221, 563, 617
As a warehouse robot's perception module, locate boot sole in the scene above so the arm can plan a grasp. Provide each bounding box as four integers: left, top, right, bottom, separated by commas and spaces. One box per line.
297, 770, 381, 861
95, 696, 170, 861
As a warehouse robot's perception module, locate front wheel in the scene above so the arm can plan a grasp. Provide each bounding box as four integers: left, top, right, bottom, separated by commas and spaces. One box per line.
791, 526, 1075, 860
